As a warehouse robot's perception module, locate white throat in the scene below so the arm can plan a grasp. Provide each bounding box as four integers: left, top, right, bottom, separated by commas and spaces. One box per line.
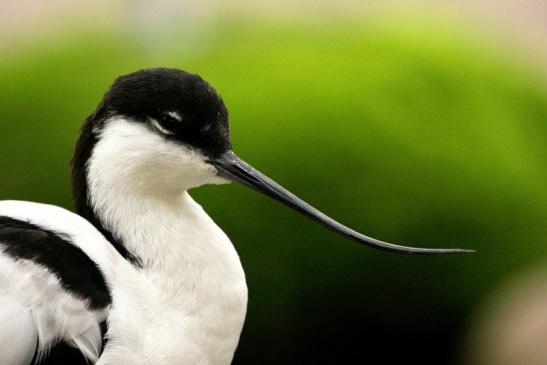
86, 118, 248, 364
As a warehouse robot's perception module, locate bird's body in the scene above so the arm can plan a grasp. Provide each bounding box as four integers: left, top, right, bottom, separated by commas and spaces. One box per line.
0, 68, 469, 365
0, 192, 247, 365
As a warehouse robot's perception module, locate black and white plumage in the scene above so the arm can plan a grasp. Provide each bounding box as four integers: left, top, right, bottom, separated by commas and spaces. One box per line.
0, 68, 471, 365
0, 203, 112, 364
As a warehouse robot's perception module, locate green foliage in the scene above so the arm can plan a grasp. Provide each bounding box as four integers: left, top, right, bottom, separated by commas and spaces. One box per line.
0, 19, 545, 363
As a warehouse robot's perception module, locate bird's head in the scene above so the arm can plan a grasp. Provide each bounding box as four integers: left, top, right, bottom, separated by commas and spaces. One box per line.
73, 67, 473, 255
75, 68, 230, 194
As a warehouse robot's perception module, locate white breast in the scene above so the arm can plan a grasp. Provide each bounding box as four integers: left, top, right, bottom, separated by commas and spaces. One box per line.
95, 193, 248, 365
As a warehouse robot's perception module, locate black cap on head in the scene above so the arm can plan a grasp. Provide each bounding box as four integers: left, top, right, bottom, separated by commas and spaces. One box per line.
98, 68, 231, 157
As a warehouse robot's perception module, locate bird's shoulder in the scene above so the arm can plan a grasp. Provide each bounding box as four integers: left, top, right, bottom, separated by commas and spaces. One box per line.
0, 200, 113, 364
0, 200, 121, 265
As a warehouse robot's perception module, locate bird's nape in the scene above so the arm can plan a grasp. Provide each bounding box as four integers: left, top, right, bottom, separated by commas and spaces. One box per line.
210, 151, 474, 255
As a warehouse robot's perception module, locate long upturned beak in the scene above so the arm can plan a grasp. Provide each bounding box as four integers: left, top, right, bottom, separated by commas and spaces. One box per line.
210, 151, 474, 255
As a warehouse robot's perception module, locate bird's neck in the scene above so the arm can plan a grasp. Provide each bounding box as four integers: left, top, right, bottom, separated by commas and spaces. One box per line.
80, 164, 234, 273
87, 183, 200, 269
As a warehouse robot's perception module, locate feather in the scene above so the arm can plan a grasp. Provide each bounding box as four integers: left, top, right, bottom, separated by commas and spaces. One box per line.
68, 324, 103, 363
0, 299, 37, 365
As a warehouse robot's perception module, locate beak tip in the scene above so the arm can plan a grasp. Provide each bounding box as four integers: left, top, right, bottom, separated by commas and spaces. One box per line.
458, 248, 477, 254
427, 248, 476, 255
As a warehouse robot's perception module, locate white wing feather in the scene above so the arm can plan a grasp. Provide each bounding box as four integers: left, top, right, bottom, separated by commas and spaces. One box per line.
68, 323, 104, 363
0, 252, 108, 364
0, 298, 37, 365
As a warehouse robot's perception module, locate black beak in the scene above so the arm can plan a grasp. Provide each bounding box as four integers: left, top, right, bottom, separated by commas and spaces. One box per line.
210, 151, 474, 255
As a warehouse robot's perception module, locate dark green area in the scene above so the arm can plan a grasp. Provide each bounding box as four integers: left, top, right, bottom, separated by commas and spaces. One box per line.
1, 20, 545, 364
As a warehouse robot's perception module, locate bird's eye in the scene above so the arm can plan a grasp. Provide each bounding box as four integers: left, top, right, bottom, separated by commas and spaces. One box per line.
149, 111, 182, 136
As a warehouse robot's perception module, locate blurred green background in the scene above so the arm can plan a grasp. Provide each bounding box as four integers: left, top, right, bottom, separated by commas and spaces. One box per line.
0, 2, 546, 364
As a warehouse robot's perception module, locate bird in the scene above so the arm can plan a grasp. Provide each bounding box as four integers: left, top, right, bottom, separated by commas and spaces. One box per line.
0, 68, 472, 365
